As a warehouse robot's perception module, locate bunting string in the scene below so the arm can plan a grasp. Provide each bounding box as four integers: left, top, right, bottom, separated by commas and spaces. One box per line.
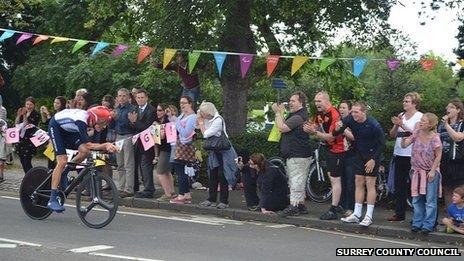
0, 27, 461, 78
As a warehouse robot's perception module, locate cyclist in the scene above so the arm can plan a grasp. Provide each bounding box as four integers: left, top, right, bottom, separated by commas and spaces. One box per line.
47, 106, 118, 212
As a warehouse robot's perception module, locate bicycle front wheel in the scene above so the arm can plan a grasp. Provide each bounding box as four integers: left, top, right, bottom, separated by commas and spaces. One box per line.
76, 172, 119, 229
306, 164, 332, 203
19, 167, 52, 220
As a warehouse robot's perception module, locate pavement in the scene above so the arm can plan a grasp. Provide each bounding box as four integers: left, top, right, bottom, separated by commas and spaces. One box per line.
1, 156, 463, 247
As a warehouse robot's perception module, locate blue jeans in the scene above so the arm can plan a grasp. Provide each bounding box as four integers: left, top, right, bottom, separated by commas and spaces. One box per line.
182, 86, 200, 103
174, 162, 190, 195
411, 172, 440, 231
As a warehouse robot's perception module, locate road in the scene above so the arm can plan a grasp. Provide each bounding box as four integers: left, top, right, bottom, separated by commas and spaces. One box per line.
0, 194, 462, 261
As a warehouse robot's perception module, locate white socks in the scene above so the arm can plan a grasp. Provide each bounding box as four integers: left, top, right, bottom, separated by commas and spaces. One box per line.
353, 203, 374, 219
366, 204, 374, 219
354, 203, 363, 217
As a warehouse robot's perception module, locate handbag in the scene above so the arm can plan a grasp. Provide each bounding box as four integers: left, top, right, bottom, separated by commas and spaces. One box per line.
202, 116, 231, 151
174, 141, 196, 163
449, 122, 464, 161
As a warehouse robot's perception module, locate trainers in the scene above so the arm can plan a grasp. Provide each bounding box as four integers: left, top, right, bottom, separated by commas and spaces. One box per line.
247, 205, 260, 212
277, 205, 299, 217
411, 226, 421, 233
320, 209, 338, 220
47, 198, 65, 212
420, 228, 432, 235
341, 213, 360, 223
297, 204, 309, 215
216, 203, 228, 209
343, 209, 353, 217
359, 216, 373, 227
199, 200, 214, 207
156, 194, 172, 202
334, 205, 345, 215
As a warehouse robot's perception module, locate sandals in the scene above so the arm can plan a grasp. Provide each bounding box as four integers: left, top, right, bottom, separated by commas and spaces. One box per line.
170, 196, 192, 204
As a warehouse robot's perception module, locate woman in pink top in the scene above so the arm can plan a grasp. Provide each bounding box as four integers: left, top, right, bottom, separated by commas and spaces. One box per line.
401, 113, 442, 234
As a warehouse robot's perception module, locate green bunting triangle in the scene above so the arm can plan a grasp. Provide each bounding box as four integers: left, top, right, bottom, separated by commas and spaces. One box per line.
72, 40, 89, 54
188, 51, 201, 74
319, 58, 336, 71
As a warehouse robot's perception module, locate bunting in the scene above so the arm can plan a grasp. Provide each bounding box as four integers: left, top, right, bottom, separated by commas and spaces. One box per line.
353, 57, 367, 77
33, 35, 49, 45
163, 48, 177, 69
16, 33, 33, 45
291, 56, 309, 76
112, 44, 129, 57
386, 59, 401, 71
188, 51, 201, 74
239, 54, 253, 78
0, 27, 457, 79
319, 58, 336, 71
420, 59, 436, 71
0, 30, 15, 42
266, 55, 280, 77
91, 42, 109, 56
213, 52, 227, 77
72, 40, 89, 53
50, 37, 69, 44
137, 46, 154, 64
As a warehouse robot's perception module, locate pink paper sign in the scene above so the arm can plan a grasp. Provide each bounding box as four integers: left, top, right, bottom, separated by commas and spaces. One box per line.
5, 127, 19, 144
30, 131, 50, 147
132, 133, 140, 144
140, 129, 155, 151
165, 122, 177, 144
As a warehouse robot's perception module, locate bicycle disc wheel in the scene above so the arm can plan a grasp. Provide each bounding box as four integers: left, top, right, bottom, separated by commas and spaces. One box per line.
19, 167, 52, 220
306, 164, 332, 203
76, 172, 118, 229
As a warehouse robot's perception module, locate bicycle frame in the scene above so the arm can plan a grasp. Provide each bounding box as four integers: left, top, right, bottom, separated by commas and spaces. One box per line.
313, 143, 326, 182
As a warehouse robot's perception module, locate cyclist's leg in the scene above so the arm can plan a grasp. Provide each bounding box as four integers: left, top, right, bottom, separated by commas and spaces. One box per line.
48, 122, 67, 212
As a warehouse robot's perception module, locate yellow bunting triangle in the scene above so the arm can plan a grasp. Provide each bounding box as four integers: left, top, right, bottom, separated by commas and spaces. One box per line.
457, 59, 464, 67
291, 56, 310, 76
163, 48, 178, 69
43, 143, 55, 161
50, 37, 69, 44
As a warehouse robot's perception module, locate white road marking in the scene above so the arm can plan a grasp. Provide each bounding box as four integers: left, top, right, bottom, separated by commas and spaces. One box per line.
68, 245, 114, 253
301, 227, 422, 247
266, 224, 295, 228
89, 252, 164, 261
0, 237, 42, 247
1, 196, 19, 200
0, 243, 17, 248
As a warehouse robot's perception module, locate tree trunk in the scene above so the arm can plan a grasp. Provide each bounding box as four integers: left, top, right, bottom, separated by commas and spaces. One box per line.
218, 0, 256, 137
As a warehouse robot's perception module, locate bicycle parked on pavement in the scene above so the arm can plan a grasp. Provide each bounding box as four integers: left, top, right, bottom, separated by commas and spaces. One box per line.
19, 151, 119, 229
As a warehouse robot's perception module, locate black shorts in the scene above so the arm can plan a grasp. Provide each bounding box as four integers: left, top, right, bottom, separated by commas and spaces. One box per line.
353, 154, 379, 177
327, 151, 345, 178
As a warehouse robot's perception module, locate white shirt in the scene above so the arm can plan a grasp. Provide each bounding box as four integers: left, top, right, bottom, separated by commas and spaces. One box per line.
203, 113, 228, 138
393, 111, 423, 156
138, 103, 148, 114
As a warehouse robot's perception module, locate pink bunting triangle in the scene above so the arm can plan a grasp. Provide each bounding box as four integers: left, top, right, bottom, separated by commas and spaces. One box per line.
386, 59, 401, 71
112, 45, 129, 57
16, 33, 33, 45
239, 54, 253, 78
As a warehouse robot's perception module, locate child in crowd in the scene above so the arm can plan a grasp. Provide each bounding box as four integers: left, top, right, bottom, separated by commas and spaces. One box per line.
442, 186, 464, 234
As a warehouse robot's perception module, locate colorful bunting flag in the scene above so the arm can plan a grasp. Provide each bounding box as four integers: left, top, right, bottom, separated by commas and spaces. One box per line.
43, 143, 55, 161
291, 56, 309, 76
420, 59, 436, 71
0, 30, 15, 42
319, 58, 336, 71
266, 55, 280, 77
16, 33, 33, 45
239, 54, 254, 78
213, 52, 227, 77
353, 57, 367, 77
140, 128, 155, 151
457, 59, 464, 67
72, 40, 89, 53
33, 35, 49, 45
91, 42, 109, 56
50, 37, 69, 44
188, 51, 201, 74
386, 59, 401, 71
165, 122, 177, 144
163, 48, 177, 69
5, 127, 19, 144
112, 44, 129, 57
137, 46, 154, 64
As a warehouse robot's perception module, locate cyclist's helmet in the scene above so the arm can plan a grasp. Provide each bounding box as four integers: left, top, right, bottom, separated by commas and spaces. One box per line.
87, 106, 112, 126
